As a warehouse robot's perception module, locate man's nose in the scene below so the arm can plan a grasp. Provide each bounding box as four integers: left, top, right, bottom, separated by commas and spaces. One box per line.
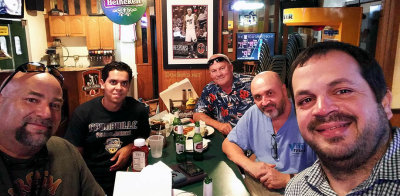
36, 103, 52, 119
312, 95, 338, 117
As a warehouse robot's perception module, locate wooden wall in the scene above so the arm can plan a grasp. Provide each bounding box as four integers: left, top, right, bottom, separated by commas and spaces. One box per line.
375, 0, 400, 127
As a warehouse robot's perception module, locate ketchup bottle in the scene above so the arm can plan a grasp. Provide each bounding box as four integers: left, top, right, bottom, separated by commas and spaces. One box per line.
132, 138, 149, 172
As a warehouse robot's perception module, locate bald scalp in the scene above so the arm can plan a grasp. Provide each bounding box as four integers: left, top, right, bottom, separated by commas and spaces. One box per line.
1, 72, 62, 96
251, 71, 283, 92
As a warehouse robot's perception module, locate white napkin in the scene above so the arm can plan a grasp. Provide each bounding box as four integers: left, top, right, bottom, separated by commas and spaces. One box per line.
113, 161, 172, 196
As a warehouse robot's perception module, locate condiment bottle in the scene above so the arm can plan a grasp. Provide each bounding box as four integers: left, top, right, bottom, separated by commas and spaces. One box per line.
203, 176, 213, 196
132, 138, 149, 172
186, 89, 196, 110
193, 121, 203, 161
175, 125, 186, 163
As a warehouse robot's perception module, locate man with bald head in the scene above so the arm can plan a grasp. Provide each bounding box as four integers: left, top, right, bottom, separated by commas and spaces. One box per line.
194, 54, 254, 135
0, 63, 104, 195
222, 71, 316, 195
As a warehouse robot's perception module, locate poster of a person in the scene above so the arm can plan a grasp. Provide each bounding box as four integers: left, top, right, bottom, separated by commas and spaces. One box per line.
172, 5, 208, 59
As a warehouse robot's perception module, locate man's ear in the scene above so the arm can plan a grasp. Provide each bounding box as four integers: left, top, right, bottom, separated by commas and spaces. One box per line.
100, 79, 105, 89
381, 89, 393, 120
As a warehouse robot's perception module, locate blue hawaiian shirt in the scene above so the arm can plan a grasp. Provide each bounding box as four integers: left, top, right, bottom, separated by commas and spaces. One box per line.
194, 73, 254, 127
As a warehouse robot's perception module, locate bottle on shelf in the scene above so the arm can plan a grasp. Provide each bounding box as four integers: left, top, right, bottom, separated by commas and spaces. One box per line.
175, 125, 186, 163
193, 121, 203, 161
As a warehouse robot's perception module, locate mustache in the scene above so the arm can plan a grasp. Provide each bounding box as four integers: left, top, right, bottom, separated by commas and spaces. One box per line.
307, 112, 357, 131
23, 116, 54, 130
262, 103, 276, 110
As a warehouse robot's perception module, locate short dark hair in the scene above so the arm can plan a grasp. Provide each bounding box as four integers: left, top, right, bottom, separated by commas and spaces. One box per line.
288, 41, 387, 103
102, 61, 133, 83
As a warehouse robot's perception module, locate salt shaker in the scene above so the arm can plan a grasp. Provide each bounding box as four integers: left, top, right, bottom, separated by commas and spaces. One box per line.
203, 176, 212, 196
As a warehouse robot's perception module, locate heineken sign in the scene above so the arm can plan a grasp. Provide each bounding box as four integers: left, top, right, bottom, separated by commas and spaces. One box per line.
101, 0, 147, 25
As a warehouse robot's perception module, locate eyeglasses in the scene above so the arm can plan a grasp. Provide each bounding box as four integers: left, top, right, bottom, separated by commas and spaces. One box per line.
271, 134, 278, 160
0, 62, 64, 93
207, 57, 227, 66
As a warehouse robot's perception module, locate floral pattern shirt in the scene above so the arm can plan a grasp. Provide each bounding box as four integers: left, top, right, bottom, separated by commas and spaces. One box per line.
195, 73, 254, 127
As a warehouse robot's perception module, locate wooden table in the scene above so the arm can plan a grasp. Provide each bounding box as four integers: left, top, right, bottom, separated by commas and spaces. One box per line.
148, 130, 250, 196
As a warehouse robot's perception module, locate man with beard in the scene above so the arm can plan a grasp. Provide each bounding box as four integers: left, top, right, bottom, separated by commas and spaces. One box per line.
65, 61, 150, 196
222, 71, 316, 195
286, 41, 399, 195
0, 62, 104, 195
194, 54, 254, 135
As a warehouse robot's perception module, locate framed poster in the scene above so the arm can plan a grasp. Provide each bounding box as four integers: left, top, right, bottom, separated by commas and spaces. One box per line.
163, 0, 218, 69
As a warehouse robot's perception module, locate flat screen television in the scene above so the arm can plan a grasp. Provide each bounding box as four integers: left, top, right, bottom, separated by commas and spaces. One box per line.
236, 32, 275, 61
0, 0, 24, 19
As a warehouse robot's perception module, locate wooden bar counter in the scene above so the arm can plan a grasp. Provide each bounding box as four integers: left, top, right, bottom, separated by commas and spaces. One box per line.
0, 66, 104, 136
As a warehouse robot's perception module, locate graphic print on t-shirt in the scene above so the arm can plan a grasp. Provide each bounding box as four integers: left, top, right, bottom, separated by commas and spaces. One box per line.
88, 120, 138, 138
8, 171, 62, 196
105, 138, 123, 154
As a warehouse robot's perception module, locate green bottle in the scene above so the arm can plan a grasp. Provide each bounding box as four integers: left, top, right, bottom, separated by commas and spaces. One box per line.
175, 125, 186, 163
193, 122, 203, 161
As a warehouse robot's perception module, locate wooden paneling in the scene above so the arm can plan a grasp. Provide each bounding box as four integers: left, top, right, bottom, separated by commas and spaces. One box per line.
135, 8, 154, 100
80, 0, 87, 15
68, 0, 75, 15
137, 65, 154, 100
86, 17, 101, 49
375, 0, 400, 127
99, 17, 114, 49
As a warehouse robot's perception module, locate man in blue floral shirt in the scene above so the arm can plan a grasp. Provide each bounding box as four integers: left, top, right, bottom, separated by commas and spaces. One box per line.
194, 54, 254, 135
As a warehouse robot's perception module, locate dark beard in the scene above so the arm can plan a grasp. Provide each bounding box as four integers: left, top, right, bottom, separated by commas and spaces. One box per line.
307, 105, 391, 175
15, 117, 52, 148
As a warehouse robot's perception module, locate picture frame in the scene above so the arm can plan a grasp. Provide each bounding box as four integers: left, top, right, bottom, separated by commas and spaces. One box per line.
163, 0, 218, 69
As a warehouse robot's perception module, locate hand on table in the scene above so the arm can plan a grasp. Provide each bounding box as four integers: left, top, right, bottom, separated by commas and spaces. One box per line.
109, 144, 133, 171
216, 122, 232, 135
245, 161, 272, 179
259, 164, 291, 189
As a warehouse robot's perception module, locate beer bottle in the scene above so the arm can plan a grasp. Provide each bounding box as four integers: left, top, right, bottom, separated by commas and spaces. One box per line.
175, 125, 186, 163
193, 121, 203, 161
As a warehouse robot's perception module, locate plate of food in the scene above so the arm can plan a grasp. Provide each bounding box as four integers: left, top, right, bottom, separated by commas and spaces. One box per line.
174, 124, 215, 137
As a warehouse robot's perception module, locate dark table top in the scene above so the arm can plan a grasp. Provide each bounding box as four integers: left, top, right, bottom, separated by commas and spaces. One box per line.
148, 130, 250, 196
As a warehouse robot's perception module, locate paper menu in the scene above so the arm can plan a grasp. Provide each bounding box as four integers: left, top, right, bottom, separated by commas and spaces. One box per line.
159, 78, 199, 111
113, 161, 172, 196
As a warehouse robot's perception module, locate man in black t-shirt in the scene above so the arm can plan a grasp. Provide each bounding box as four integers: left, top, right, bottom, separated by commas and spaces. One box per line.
65, 61, 150, 196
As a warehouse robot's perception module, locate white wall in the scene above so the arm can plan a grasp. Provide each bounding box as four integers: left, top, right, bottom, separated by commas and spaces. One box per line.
58, 37, 90, 67
113, 23, 138, 98
24, 9, 47, 62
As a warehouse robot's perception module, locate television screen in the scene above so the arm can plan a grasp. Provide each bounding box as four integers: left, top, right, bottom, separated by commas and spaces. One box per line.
236, 32, 275, 61
0, 0, 24, 18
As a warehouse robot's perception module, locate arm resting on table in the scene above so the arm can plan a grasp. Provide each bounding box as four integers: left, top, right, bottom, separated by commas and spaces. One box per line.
193, 112, 232, 135
222, 138, 292, 189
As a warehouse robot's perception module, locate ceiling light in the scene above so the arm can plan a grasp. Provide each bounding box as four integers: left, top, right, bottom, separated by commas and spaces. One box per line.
232, 1, 264, 11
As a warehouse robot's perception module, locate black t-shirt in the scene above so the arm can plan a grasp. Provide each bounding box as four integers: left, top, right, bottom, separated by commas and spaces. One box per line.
0, 148, 48, 196
64, 96, 150, 193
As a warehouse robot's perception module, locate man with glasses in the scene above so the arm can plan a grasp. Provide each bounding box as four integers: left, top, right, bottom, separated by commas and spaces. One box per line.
194, 54, 254, 135
286, 42, 399, 195
65, 61, 150, 196
222, 71, 316, 195
0, 63, 104, 195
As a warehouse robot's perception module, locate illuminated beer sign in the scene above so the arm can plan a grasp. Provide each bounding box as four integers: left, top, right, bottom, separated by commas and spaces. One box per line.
104, 0, 143, 8
102, 0, 147, 25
